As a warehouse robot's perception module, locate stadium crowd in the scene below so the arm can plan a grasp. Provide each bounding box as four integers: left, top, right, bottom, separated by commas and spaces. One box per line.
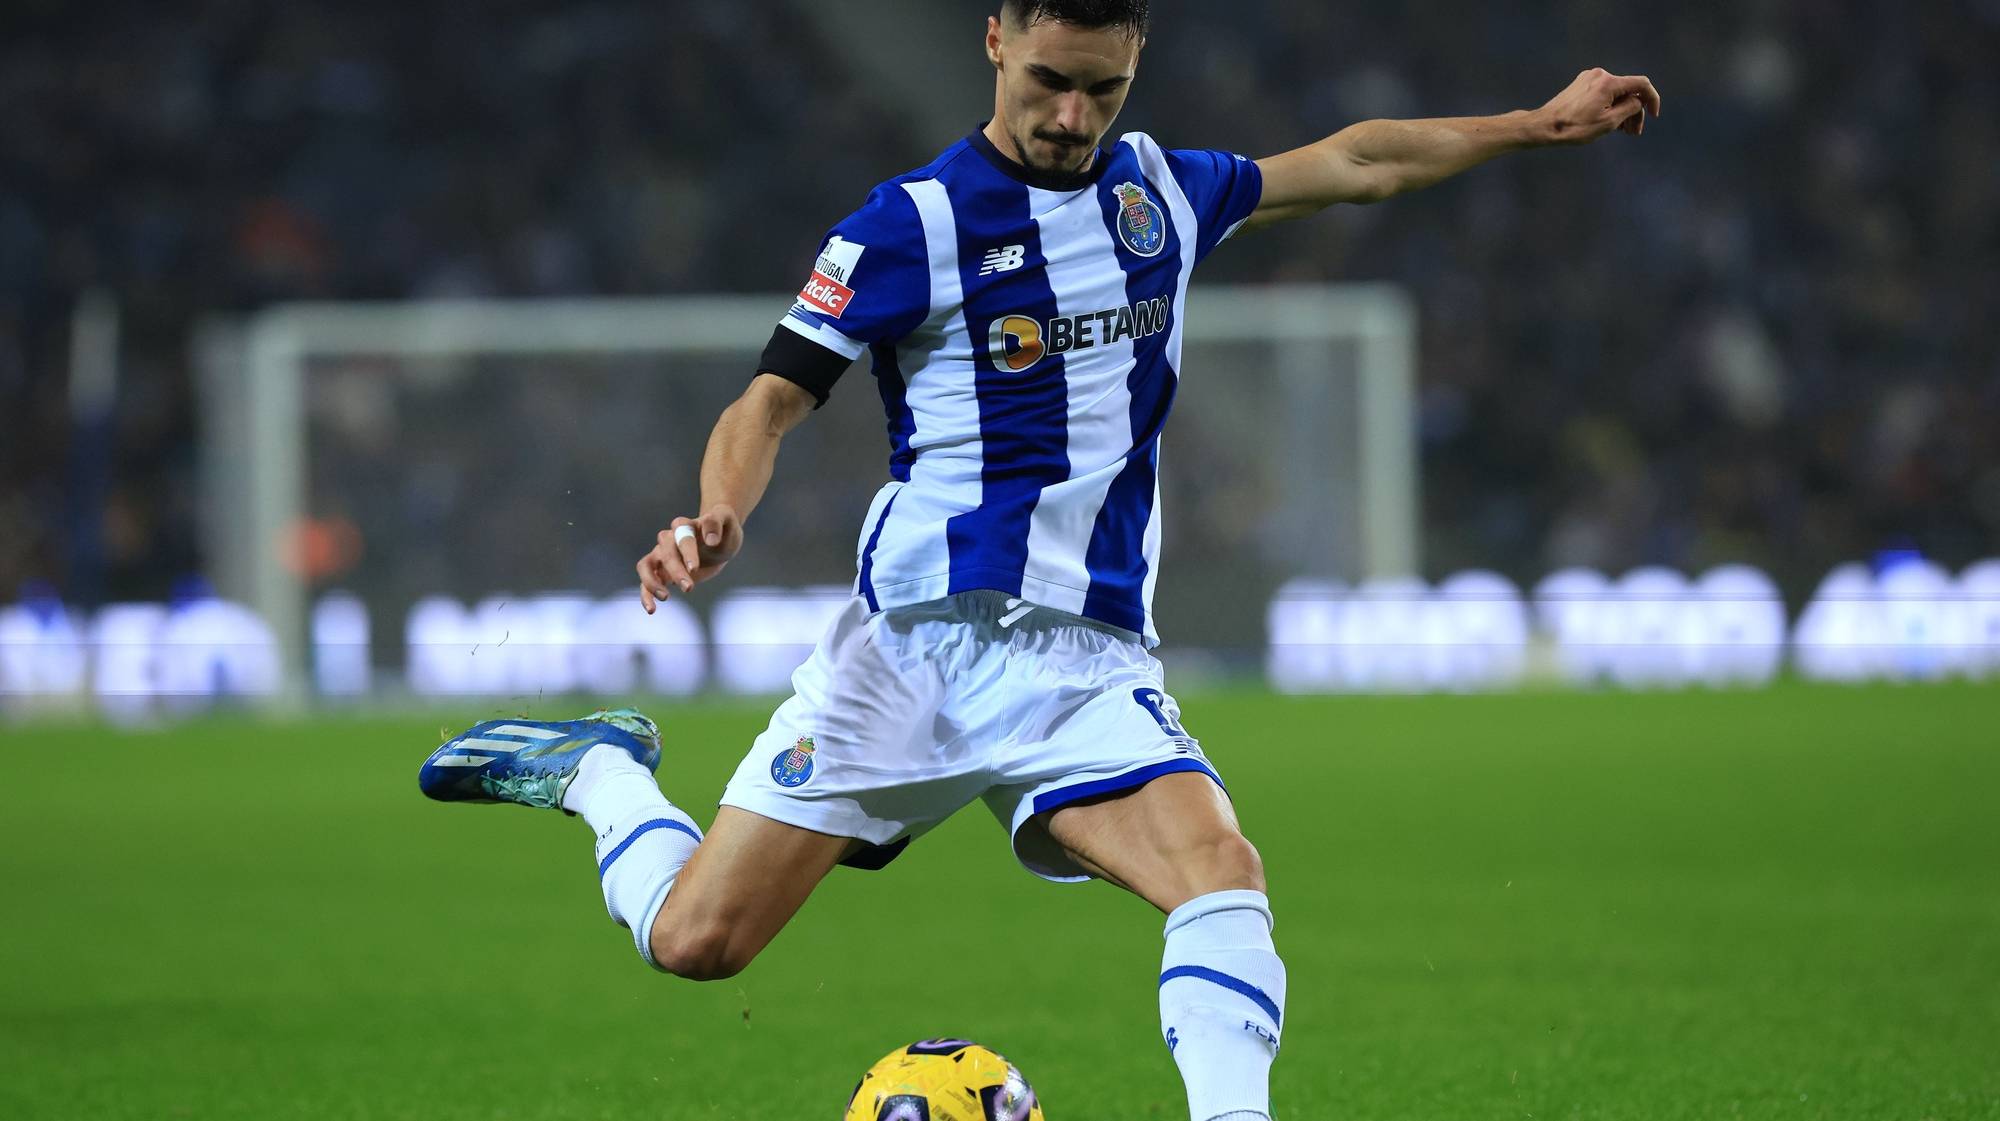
3, 0, 1995, 606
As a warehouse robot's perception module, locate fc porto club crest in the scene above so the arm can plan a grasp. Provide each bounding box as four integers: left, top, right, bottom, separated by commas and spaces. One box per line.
1113, 181, 1166, 257
771, 734, 817, 788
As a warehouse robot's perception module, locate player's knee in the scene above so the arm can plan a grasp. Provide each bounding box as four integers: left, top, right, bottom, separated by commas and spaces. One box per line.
1191, 830, 1266, 896
650, 920, 749, 982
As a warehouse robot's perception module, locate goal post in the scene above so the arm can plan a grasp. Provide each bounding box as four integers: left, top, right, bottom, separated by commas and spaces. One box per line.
205, 284, 1416, 704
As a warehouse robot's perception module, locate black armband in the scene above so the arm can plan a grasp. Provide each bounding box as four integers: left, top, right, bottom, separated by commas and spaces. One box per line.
755, 326, 855, 409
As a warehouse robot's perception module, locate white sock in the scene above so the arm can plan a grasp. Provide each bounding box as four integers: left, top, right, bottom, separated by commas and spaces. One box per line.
1159, 889, 1287, 1121
560, 745, 702, 969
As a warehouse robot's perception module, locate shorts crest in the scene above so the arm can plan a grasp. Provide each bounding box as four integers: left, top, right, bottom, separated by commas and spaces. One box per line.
1113, 181, 1166, 257
771, 734, 817, 787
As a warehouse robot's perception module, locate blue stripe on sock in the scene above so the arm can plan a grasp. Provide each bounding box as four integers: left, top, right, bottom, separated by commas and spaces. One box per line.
597, 818, 702, 879
1158, 965, 1282, 1030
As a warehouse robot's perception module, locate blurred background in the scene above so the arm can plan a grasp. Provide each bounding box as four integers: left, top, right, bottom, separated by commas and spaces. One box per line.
2, 0, 1997, 711
6, 11, 1996, 1118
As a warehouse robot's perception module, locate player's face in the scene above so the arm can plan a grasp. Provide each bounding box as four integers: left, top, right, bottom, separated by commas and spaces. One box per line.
986, 15, 1141, 176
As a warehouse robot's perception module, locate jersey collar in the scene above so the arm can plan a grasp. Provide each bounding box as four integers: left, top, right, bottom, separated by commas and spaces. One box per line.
967, 125, 1109, 192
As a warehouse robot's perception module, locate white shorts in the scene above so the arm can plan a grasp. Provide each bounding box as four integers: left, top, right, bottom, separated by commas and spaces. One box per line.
718, 591, 1223, 881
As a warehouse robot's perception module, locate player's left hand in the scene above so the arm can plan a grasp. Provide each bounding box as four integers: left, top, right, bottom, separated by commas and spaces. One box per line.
1534, 68, 1661, 144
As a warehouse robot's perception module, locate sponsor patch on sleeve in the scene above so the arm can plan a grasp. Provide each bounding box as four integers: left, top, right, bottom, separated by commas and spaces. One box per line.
797, 236, 867, 319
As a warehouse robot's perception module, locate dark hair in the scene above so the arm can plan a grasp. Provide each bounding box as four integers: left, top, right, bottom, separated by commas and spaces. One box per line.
1001, 0, 1149, 36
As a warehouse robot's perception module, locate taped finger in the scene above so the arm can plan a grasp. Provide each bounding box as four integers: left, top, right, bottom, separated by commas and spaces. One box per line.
673, 529, 701, 574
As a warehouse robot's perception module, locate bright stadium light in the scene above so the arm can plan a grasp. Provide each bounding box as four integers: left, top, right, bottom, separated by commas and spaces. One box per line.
1692, 564, 1787, 687
1963, 559, 2000, 679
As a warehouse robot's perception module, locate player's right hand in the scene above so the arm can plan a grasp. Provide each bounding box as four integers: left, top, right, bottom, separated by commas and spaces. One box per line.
637, 505, 744, 614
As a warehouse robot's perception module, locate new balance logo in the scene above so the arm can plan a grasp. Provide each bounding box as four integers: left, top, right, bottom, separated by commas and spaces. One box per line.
979, 244, 1027, 275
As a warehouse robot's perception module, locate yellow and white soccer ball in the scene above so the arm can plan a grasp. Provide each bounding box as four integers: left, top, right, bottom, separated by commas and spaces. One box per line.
842, 1039, 1045, 1121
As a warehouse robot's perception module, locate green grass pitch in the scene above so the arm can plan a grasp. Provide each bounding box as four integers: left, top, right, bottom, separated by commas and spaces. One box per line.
4, 683, 1998, 1120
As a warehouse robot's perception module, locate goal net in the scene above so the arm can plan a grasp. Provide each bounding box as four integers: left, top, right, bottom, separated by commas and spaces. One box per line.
197, 285, 1415, 704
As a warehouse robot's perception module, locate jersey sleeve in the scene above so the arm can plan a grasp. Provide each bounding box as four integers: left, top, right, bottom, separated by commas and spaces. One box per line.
760, 183, 931, 407
1164, 148, 1264, 264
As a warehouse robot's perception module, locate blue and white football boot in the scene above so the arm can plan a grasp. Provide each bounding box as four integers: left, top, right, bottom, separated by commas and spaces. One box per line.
418, 708, 661, 811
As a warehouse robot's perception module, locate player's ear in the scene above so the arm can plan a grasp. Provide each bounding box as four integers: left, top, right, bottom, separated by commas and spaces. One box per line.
986, 15, 1004, 69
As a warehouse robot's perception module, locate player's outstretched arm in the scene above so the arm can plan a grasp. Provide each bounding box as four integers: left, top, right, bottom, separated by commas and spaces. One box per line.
636, 373, 817, 614
1244, 68, 1661, 229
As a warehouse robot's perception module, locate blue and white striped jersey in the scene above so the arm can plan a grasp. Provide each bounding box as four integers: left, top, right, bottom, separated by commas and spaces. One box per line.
774, 129, 1262, 645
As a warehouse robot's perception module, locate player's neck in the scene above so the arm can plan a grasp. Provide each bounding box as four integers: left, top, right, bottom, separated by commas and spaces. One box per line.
980, 117, 1027, 164
973, 120, 1102, 192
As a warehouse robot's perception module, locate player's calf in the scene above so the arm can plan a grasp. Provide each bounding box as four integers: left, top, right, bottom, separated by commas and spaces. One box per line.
642, 805, 856, 982
1163, 830, 1267, 910
648, 917, 744, 981
1045, 773, 1285, 1121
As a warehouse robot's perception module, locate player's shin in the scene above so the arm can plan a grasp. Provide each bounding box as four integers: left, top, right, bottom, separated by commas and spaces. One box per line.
563, 745, 702, 969
1158, 890, 1287, 1121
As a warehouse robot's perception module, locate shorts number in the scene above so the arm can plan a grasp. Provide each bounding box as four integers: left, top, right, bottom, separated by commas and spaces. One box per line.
1133, 688, 1191, 740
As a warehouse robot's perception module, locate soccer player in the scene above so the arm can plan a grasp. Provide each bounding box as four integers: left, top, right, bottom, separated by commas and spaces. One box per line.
420, 4, 1658, 1118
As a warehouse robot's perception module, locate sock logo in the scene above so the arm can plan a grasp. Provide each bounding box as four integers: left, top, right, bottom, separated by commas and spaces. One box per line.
1245, 1020, 1280, 1052
1164, 1026, 1179, 1053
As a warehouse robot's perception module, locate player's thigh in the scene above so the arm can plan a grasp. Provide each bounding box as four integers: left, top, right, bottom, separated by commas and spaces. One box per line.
650, 806, 858, 976
1042, 771, 1265, 914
